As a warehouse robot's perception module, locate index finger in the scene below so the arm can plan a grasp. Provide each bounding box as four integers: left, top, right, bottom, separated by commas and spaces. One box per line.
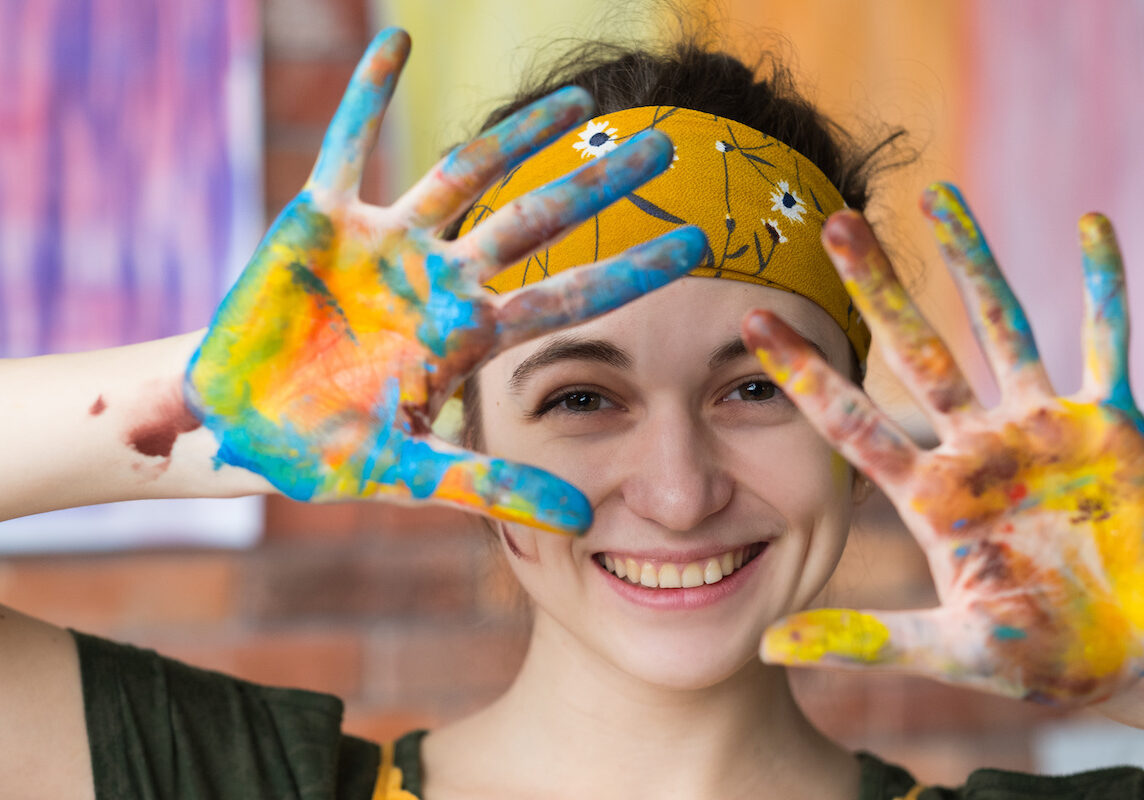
391, 86, 595, 230
307, 28, 411, 197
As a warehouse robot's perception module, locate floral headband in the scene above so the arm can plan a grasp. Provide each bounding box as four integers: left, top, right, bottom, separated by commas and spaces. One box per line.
458, 106, 870, 362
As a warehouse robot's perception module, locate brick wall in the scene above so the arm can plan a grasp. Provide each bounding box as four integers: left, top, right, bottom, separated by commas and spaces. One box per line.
0, 0, 1086, 788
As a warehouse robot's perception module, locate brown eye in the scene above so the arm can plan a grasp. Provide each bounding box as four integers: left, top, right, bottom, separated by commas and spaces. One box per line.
561, 391, 603, 412
725, 380, 779, 402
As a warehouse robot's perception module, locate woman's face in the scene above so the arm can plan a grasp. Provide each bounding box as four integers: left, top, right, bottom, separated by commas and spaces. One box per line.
477, 277, 857, 690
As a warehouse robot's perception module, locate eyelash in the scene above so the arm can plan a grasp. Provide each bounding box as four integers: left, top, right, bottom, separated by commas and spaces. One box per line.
528, 377, 786, 418
719, 377, 785, 404
528, 386, 616, 418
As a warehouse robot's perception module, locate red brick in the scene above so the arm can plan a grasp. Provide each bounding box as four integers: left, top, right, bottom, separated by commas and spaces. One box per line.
265, 58, 357, 129
136, 629, 364, 698
791, 669, 1063, 740
264, 146, 319, 221
264, 0, 371, 58
862, 729, 1034, 786
0, 554, 238, 635
366, 623, 528, 707
342, 707, 440, 744
241, 534, 480, 622
264, 495, 363, 542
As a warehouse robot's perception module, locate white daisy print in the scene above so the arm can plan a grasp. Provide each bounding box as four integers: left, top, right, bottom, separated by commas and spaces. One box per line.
763, 218, 788, 244
572, 120, 618, 159
715, 140, 729, 152
770, 181, 807, 223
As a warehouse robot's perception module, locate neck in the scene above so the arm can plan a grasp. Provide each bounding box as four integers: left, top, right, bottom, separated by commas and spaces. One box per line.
425, 610, 859, 800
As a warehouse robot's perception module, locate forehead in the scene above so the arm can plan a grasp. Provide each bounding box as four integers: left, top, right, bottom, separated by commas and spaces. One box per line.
487, 277, 852, 381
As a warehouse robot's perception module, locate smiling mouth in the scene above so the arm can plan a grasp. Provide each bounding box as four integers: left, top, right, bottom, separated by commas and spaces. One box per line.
593, 543, 767, 589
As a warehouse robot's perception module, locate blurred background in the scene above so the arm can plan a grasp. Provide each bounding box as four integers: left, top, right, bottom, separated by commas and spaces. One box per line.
1, 0, 1142, 785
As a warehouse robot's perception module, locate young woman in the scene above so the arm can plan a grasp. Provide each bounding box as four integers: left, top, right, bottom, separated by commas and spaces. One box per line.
2, 27, 1143, 800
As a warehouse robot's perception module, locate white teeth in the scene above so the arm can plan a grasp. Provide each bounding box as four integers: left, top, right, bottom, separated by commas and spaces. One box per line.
640, 563, 658, 588
599, 544, 762, 589
720, 552, 734, 575
681, 563, 704, 588
626, 558, 640, 581
704, 559, 723, 584
658, 563, 682, 589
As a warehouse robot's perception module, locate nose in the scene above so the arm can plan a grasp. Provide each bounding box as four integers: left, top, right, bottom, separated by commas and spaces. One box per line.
618, 408, 734, 532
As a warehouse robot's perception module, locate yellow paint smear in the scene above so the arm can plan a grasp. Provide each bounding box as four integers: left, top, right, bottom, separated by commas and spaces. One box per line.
764, 609, 891, 664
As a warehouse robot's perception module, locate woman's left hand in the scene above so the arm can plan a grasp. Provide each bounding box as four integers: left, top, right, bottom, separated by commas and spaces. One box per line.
746, 183, 1144, 707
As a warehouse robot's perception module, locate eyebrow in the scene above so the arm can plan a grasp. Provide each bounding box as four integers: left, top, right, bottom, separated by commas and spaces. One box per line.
707, 331, 829, 371
508, 335, 633, 392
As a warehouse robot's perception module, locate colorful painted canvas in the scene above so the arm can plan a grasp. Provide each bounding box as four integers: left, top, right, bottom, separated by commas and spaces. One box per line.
0, 0, 263, 551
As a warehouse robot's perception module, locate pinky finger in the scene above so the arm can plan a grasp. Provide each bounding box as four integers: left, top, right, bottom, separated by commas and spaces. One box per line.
378, 434, 593, 535
742, 309, 919, 490
1078, 213, 1137, 414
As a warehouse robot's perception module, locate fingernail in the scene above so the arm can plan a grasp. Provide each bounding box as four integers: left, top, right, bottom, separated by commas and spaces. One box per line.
822, 211, 869, 255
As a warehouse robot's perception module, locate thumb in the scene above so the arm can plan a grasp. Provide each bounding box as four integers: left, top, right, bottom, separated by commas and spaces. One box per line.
379, 433, 593, 535
761, 607, 965, 675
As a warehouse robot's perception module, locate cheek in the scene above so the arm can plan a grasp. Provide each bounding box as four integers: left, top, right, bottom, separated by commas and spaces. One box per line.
498, 520, 581, 601
732, 422, 851, 523
733, 423, 853, 603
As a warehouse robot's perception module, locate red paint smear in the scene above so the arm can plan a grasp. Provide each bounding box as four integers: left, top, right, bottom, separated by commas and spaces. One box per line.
127, 387, 202, 458
1007, 483, 1028, 502
89, 395, 107, 415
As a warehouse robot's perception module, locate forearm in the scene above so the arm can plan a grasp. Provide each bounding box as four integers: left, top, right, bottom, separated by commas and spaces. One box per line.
0, 331, 273, 522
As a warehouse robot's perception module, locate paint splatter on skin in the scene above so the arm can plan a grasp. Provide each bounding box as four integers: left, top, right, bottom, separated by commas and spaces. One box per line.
747, 184, 1144, 706
127, 383, 202, 458
184, 28, 706, 535
89, 395, 106, 416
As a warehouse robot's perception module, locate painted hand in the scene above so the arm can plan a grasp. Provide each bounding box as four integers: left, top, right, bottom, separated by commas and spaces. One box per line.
747, 184, 1144, 705
185, 29, 705, 533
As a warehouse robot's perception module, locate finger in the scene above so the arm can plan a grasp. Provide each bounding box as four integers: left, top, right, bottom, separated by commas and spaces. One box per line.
742, 310, 919, 490
920, 183, 1052, 398
454, 129, 677, 281
368, 433, 593, 535
393, 86, 595, 230
493, 226, 707, 350
1079, 213, 1137, 413
762, 607, 1016, 694
308, 28, 411, 197
822, 210, 979, 432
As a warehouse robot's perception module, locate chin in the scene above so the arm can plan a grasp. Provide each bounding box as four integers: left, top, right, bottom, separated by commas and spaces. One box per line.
595, 620, 770, 691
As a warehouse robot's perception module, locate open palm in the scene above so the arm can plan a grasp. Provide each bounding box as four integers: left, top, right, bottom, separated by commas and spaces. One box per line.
748, 184, 1144, 705
185, 29, 704, 533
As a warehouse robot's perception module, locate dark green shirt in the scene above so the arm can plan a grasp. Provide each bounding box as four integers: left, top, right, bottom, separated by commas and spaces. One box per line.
74, 631, 1143, 799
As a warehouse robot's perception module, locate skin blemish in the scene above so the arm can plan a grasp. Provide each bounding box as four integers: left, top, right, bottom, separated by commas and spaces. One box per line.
89, 395, 107, 415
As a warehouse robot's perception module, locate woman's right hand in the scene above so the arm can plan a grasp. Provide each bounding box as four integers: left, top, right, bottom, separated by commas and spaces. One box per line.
184, 28, 706, 534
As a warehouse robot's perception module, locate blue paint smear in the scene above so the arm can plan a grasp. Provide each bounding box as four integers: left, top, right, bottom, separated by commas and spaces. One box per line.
954, 545, 969, 558
416, 251, 480, 357
992, 625, 1026, 641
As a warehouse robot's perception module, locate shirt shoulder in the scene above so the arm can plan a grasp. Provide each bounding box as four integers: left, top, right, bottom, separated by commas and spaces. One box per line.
73, 630, 381, 800
860, 751, 1144, 800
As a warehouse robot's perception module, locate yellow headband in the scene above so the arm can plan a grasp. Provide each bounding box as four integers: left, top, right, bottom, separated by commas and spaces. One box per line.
460, 106, 870, 362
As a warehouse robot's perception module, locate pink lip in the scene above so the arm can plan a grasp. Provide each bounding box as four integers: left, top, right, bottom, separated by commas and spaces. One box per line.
594, 543, 768, 611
